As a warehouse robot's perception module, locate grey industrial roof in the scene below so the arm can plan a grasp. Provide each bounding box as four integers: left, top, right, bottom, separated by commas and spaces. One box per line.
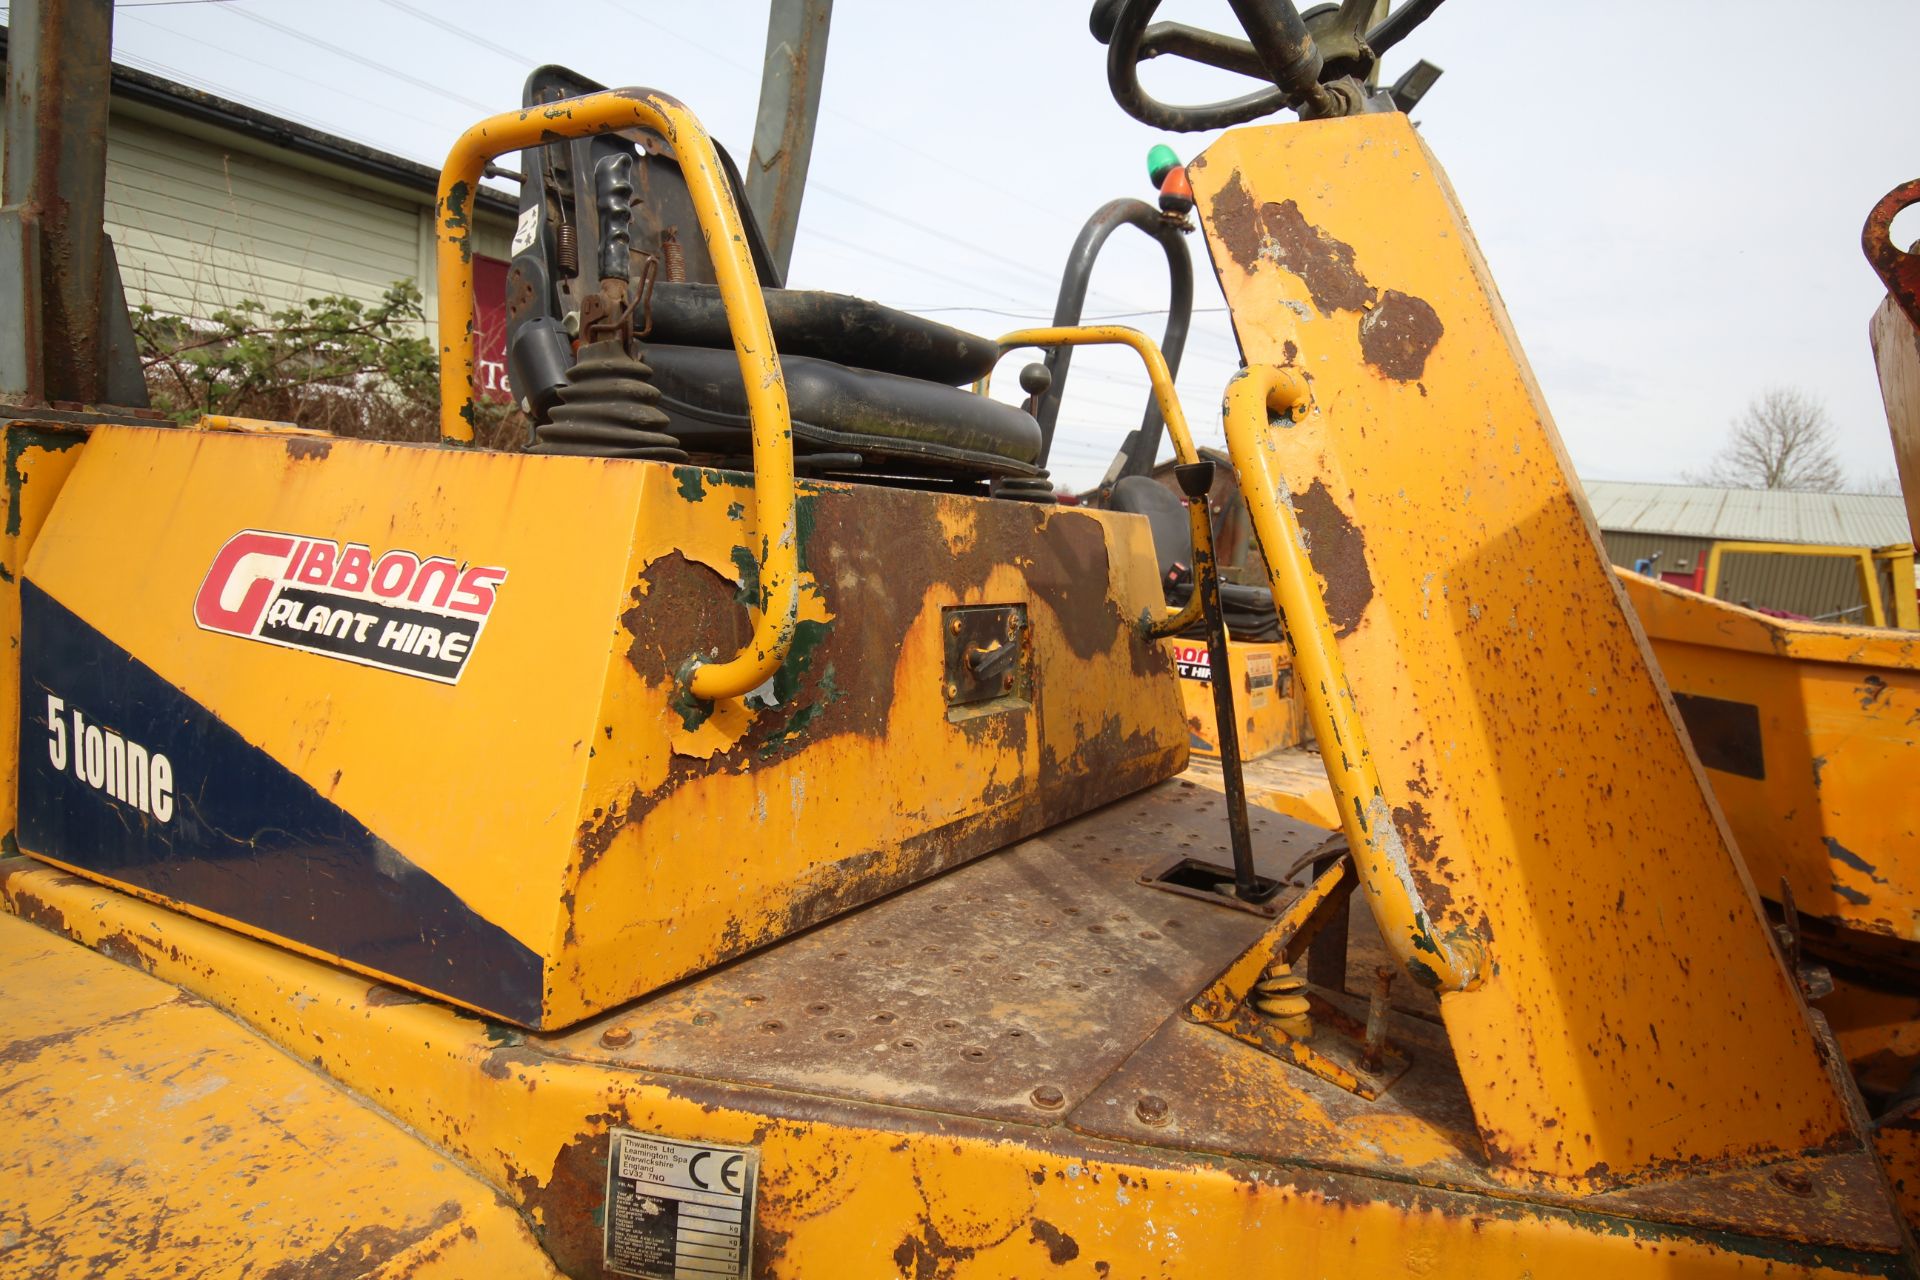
1582, 481, 1912, 547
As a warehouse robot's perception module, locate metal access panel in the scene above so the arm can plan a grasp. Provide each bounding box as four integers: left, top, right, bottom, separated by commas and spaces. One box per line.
16, 425, 1185, 1028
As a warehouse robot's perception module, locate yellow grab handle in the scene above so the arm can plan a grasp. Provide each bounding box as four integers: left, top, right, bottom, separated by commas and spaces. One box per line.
1222, 364, 1484, 994
434, 89, 797, 702
993, 325, 1204, 633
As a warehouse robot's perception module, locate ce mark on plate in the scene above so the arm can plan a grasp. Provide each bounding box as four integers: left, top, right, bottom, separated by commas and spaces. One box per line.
688, 1149, 746, 1195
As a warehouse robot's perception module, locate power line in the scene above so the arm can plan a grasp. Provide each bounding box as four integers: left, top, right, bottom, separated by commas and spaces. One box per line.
118, 11, 472, 139
220, 5, 498, 114
372, 0, 537, 69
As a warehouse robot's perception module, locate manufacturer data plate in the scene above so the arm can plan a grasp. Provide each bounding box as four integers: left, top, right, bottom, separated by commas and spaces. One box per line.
603, 1130, 758, 1280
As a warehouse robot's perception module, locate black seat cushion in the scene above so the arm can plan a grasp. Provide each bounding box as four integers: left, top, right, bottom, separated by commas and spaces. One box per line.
1109, 476, 1282, 642
646, 343, 1042, 477
647, 283, 999, 388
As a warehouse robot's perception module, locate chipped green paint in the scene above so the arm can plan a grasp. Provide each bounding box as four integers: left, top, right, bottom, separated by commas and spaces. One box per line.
5, 424, 86, 538
726, 501, 745, 521
440, 180, 474, 264
676, 467, 708, 502
671, 653, 715, 732
731, 544, 763, 612
754, 621, 839, 758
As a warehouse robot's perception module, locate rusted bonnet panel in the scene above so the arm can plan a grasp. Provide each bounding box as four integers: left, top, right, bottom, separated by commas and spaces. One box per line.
1189, 115, 1860, 1191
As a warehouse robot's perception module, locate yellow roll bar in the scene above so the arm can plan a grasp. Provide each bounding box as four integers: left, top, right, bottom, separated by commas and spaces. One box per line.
1222, 364, 1484, 994
993, 325, 1206, 634
434, 89, 796, 702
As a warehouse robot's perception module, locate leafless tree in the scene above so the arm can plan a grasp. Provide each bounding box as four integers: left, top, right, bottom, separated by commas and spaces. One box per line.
1857, 470, 1906, 496
1687, 388, 1845, 492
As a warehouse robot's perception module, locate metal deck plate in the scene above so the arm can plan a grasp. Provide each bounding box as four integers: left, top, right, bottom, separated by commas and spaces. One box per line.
551, 780, 1330, 1122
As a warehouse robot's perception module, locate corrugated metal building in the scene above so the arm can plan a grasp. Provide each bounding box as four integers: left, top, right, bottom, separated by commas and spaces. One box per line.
1584, 480, 1913, 621
0, 29, 516, 360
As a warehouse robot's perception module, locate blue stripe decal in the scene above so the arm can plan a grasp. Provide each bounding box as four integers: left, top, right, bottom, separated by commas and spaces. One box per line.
17, 579, 545, 1026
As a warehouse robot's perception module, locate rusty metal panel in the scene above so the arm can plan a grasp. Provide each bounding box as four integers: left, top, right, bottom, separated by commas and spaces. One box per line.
20, 427, 1186, 1030
1621, 572, 1920, 948
549, 781, 1329, 1122
8, 856, 1911, 1274
0, 909, 563, 1278
1190, 115, 1856, 1191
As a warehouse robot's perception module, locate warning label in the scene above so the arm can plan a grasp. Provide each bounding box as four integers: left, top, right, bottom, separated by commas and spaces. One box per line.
604, 1130, 757, 1280
1246, 651, 1276, 708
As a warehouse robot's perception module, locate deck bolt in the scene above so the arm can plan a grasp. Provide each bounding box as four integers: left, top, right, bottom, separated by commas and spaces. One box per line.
950, 617, 963, 635
1031, 1085, 1065, 1110
1134, 1094, 1170, 1126
599, 1025, 633, 1048
1002, 673, 1014, 691
943, 681, 958, 699
1770, 1168, 1815, 1197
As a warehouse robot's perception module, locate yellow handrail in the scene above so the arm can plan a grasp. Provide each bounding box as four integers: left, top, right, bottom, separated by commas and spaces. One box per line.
993, 325, 1205, 633
433, 89, 796, 702
1222, 364, 1484, 994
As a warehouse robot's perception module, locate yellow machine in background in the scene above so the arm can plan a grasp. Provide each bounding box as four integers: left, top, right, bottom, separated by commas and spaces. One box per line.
4, 2, 1918, 1276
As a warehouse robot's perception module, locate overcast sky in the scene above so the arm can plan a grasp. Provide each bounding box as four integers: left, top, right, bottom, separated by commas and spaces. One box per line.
87, 0, 1920, 492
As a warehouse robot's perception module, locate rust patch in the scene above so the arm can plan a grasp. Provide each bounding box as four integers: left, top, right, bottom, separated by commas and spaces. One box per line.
1031, 511, 1117, 660
1289, 481, 1374, 638
1029, 1219, 1080, 1264
285, 436, 332, 461
1207, 170, 1263, 275
1358, 290, 1444, 381
256, 1200, 462, 1280
1258, 200, 1377, 317
1392, 800, 1455, 916
621, 553, 750, 682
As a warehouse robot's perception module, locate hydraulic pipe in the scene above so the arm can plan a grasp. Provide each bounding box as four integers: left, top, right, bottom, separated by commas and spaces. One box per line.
1221, 364, 1484, 992
435, 89, 797, 704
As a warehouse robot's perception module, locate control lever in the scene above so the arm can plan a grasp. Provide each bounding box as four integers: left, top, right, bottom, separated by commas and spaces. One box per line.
1175, 459, 1274, 903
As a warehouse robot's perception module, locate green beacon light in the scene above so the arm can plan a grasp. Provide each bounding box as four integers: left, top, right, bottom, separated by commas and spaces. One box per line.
1146, 144, 1181, 188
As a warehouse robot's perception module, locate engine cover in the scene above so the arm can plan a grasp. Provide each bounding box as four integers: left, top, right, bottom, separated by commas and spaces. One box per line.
16, 426, 1184, 1027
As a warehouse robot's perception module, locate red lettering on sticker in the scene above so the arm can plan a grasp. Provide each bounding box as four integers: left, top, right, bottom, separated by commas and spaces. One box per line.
194, 531, 298, 634
334, 544, 372, 592
408, 558, 459, 609
449, 565, 507, 615
370, 550, 419, 599
296, 541, 337, 586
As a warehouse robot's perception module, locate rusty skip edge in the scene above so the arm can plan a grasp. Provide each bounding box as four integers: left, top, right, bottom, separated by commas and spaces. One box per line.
1, 860, 1905, 1277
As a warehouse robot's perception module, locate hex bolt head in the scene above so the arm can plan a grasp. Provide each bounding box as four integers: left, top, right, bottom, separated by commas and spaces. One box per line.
950, 617, 963, 635
1134, 1094, 1170, 1126
599, 1025, 634, 1048
1031, 1085, 1065, 1110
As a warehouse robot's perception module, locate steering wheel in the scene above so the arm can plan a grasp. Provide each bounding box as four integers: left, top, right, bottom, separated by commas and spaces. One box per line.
1091, 0, 1445, 132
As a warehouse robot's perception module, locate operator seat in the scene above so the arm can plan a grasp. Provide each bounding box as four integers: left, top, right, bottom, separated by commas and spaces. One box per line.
1107, 475, 1281, 641
503, 66, 1043, 488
